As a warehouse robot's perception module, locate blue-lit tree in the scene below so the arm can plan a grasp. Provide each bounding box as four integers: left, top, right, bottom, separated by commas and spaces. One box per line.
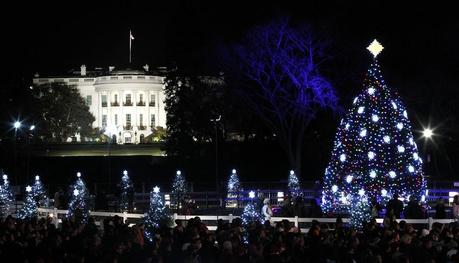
321, 40, 427, 226
288, 170, 300, 197
229, 18, 338, 174
0, 174, 14, 217
226, 169, 242, 207
120, 170, 133, 212
67, 172, 90, 224
144, 186, 170, 242
171, 170, 187, 210
17, 186, 37, 219
32, 175, 49, 207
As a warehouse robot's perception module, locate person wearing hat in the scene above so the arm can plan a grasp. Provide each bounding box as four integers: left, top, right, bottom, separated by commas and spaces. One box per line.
262, 198, 273, 222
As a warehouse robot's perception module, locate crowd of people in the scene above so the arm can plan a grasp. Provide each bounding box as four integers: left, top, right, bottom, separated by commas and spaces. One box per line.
3, 211, 459, 262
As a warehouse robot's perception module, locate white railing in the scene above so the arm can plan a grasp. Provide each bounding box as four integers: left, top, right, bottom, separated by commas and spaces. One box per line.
37, 208, 455, 232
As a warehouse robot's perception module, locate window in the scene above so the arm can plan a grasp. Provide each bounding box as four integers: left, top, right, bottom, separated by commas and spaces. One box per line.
114, 94, 118, 102
125, 94, 132, 105
150, 94, 156, 107
139, 94, 143, 102
114, 114, 118, 126
102, 115, 107, 127
126, 114, 131, 127
139, 114, 143, 125
150, 114, 155, 128
101, 95, 107, 107
85, 95, 92, 106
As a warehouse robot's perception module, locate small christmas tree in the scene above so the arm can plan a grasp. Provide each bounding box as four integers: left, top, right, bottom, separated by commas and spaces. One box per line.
32, 175, 49, 207
144, 186, 170, 242
348, 188, 372, 229
67, 172, 90, 224
288, 170, 300, 197
226, 169, 242, 208
17, 185, 37, 219
0, 174, 14, 217
120, 170, 133, 212
171, 170, 187, 210
241, 191, 263, 226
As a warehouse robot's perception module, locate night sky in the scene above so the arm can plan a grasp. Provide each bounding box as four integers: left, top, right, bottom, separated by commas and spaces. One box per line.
2, 1, 459, 179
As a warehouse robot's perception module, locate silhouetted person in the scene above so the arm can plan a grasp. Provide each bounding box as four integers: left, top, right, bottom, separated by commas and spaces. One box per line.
387, 193, 404, 218
404, 196, 424, 219
435, 198, 446, 219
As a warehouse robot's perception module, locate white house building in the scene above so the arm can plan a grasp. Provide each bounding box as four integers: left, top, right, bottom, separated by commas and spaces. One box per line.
32, 65, 167, 144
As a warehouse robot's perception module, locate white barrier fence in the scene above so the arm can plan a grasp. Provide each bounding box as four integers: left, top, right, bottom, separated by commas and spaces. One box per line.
37, 208, 456, 232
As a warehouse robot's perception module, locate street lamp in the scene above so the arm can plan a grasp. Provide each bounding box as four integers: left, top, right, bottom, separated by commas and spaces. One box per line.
13, 121, 21, 130
422, 128, 433, 139
210, 115, 221, 206
30, 125, 35, 131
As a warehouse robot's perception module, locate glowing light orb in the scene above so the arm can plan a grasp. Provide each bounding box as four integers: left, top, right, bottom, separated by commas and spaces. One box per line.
397, 123, 404, 130
340, 154, 346, 162
381, 189, 388, 196
368, 87, 375, 95
73, 189, 79, 196
353, 97, 358, 104
397, 145, 405, 153
346, 175, 353, 183
176, 170, 182, 176
35, 175, 40, 181
358, 188, 365, 196
123, 170, 128, 175
408, 165, 415, 173
331, 185, 338, 193
391, 101, 398, 109
383, 136, 390, 143
357, 107, 365, 114
26, 185, 32, 192
289, 170, 294, 175
413, 153, 419, 160
232, 169, 237, 174
423, 128, 433, 139
77, 172, 81, 178
249, 191, 255, 199
403, 110, 408, 118
360, 129, 367, 137
345, 123, 350, 130
371, 114, 379, 122
369, 170, 377, 178
389, 171, 397, 178
368, 151, 375, 160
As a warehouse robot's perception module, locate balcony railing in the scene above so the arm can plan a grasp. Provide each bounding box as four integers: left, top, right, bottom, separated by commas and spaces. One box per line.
149, 102, 156, 107
138, 125, 146, 130
123, 125, 132, 130
111, 101, 119, 107
101, 102, 107, 107
123, 101, 133, 106
137, 101, 146, 106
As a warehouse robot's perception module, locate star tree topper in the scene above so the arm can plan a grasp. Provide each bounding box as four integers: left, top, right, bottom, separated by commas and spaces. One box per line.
367, 39, 384, 58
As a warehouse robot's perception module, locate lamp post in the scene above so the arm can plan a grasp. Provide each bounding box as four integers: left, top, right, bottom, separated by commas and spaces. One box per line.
12, 121, 21, 185
210, 115, 221, 206
421, 127, 435, 177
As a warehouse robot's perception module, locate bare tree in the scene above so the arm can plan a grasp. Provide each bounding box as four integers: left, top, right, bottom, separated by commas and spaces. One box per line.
230, 18, 338, 175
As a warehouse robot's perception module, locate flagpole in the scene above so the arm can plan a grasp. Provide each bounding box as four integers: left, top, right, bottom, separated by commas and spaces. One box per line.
129, 30, 132, 64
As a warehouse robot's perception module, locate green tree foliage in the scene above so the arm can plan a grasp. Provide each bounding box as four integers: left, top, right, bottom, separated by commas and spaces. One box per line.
31, 83, 95, 142
164, 67, 224, 157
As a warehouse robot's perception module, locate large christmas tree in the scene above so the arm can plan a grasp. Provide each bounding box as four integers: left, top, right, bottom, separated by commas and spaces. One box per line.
171, 170, 187, 210
67, 172, 90, 223
321, 40, 427, 220
32, 175, 49, 207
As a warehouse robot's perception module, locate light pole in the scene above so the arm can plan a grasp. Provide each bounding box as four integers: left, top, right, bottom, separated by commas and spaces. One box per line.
210, 115, 221, 206
12, 121, 21, 185
421, 127, 435, 177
